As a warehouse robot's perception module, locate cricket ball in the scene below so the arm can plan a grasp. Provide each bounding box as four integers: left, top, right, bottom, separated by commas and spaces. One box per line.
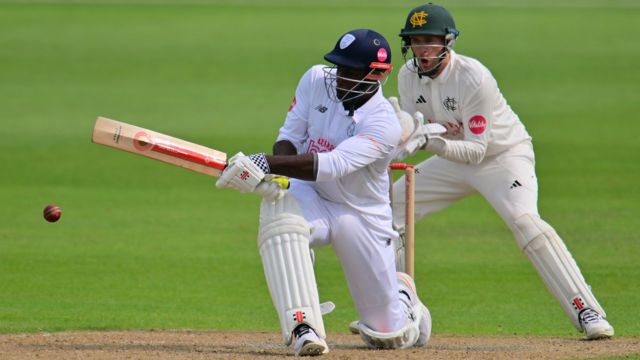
43, 204, 62, 223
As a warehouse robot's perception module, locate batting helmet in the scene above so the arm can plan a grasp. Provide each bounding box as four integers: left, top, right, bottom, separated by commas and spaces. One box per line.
324, 29, 392, 80
323, 29, 393, 104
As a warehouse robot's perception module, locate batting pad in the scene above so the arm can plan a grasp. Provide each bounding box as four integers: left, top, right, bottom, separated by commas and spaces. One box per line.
512, 214, 606, 331
258, 193, 325, 345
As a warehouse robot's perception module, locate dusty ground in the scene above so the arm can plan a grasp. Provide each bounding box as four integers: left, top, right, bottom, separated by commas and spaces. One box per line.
0, 331, 638, 359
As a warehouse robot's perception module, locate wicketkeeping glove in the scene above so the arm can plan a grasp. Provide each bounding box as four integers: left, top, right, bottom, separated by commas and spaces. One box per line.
389, 97, 425, 160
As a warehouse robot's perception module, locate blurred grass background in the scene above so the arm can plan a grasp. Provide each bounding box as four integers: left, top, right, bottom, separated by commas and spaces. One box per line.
0, 0, 638, 337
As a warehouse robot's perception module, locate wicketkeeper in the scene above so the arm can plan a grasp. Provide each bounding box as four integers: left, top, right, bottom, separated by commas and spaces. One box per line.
216, 29, 431, 356
389, 3, 613, 340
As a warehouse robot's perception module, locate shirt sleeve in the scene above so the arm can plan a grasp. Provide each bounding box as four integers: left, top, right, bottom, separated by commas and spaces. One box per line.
315, 115, 400, 181
276, 67, 315, 153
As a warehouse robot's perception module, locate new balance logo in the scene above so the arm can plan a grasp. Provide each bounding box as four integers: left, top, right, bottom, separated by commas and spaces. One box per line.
510, 180, 522, 189
416, 95, 427, 104
315, 104, 328, 113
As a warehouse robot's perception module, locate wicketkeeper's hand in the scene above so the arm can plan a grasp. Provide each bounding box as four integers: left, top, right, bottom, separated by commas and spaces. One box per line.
419, 114, 447, 153
216, 152, 269, 193
389, 97, 426, 160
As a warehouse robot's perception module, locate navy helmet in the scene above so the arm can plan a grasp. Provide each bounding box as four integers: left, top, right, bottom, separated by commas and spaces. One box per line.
323, 29, 393, 103
324, 28, 392, 76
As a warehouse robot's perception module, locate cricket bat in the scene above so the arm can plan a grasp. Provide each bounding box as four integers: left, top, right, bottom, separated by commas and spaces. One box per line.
92, 116, 290, 190
91, 116, 228, 177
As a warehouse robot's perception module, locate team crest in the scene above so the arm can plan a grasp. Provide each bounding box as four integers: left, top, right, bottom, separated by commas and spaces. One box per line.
443, 97, 457, 111
410, 11, 428, 28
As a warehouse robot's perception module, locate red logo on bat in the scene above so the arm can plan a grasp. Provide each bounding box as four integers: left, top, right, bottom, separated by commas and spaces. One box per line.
240, 171, 250, 180
468, 115, 486, 135
133, 131, 154, 151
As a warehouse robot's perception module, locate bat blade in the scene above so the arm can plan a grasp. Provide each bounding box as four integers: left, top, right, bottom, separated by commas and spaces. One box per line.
92, 116, 227, 177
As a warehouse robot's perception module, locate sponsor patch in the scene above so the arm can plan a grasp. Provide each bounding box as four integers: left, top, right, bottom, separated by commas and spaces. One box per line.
468, 115, 486, 135
377, 48, 388, 62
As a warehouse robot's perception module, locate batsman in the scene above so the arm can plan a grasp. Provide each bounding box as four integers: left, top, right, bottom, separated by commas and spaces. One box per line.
216, 29, 431, 356
389, 3, 613, 339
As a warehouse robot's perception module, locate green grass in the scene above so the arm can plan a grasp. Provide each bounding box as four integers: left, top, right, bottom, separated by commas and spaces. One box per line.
1, 0, 639, 338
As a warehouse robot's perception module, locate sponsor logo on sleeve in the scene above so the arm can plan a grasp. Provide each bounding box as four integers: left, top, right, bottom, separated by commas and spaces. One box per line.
288, 96, 296, 112
468, 115, 486, 135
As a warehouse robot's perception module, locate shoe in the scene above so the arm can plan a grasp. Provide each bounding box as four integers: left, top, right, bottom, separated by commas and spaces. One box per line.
579, 308, 614, 340
397, 272, 432, 346
348, 320, 360, 334
293, 325, 329, 356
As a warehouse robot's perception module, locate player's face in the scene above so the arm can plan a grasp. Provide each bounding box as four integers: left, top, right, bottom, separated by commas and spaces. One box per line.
334, 66, 379, 102
409, 35, 446, 72
335, 67, 368, 99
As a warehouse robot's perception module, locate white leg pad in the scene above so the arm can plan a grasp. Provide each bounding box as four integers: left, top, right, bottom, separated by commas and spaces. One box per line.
392, 231, 406, 273
258, 193, 325, 345
512, 214, 605, 331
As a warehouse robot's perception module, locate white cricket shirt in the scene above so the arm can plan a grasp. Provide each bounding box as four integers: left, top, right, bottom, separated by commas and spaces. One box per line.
398, 50, 531, 164
277, 65, 401, 216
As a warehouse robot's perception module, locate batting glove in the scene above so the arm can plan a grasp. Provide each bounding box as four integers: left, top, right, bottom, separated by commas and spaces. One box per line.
253, 175, 289, 201
215, 152, 268, 193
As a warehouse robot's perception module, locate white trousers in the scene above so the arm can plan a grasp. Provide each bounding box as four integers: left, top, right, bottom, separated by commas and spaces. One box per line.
289, 180, 406, 333
393, 142, 539, 228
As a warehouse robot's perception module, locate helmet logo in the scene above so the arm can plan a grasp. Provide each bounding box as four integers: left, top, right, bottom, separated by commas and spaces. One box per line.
377, 48, 388, 62
410, 11, 428, 28
339, 34, 356, 49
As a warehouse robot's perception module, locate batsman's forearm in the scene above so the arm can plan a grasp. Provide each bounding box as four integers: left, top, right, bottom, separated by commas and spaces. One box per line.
266, 153, 317, 181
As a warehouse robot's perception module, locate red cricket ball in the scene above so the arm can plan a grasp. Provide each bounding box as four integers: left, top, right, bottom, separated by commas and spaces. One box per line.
43, 204, 62, 223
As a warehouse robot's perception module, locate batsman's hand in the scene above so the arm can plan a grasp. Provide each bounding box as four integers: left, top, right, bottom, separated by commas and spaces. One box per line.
253, 175, 289, 201
216, 152, 267, 193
